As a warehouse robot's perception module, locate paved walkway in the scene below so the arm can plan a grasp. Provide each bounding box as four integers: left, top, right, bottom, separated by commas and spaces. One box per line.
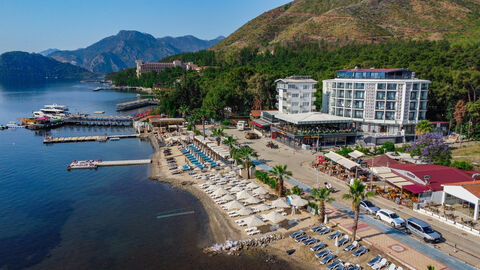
252, 158, 476, 270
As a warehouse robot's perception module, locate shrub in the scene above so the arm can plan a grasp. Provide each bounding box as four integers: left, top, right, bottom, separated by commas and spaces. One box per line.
336, 147, 354, 157
450, 160, 474, 170
194, 129, 201, 135
292, 185, 303, 195
221, 120, 230, 126
382, 141, 395, 152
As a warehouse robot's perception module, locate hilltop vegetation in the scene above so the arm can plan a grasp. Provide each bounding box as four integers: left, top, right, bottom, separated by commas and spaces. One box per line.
108, 40, 480, 127
214, 0, 480, 51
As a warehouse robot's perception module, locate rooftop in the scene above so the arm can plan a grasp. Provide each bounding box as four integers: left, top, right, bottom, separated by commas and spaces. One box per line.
338, 68, 406, 72
275, 76, 317, 84
443, 181, 480, 199
273, 112, 352, 125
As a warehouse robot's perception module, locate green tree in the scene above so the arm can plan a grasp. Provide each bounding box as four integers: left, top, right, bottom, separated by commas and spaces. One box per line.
233, 146, 258, 179
177, 105, 189, 119
223, 135, 238, 155
382, 141, 396, 152
211, 127, 226, 146
416, 120, 434, 135
269, 164, 292, 197
342, 179, 375, 241
312, 187, 335, 223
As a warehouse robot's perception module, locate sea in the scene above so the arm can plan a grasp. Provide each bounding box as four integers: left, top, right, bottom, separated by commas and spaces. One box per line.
0, 81, 291, 270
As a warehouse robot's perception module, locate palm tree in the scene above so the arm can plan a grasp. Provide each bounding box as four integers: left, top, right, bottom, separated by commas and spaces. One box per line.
223, 135, 238, 155
342, 179, 375, 241
427, 266, 435, 270
312, 187, 335, 223
416, 120, 434, 135
233, 146, 257, 179
211, 127, 225, 146
197, 108, 208, 137
269, 164, 292, 197
177, 105, 189, 119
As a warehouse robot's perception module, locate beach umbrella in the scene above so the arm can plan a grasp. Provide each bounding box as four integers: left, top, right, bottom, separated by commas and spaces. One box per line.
236, 190, 253, 200
289, 195, 308, 207
244, 195, 261, 205
271, 198, 290, 208
220, 193, 235, 201
252, 186, 269, 195
246, 182, 259, 189
224, 200, 244, 210
253, 204, 270, 212
194, 167, 201, 171
263, 211, 286, 224
243, 215, 266, 227
201, 175, 208, 180
213, 188, 228, 197
230, 186, 243, 193
237, 207, 253, 216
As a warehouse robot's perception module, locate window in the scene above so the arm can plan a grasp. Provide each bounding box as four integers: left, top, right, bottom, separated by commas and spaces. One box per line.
303, 85, 309, 89
409, 112, 416, 120
376, 101, 385, 110
336, 99, 344, 107
420, 102, 427, 110
336, 108, 343, 116
377, 83, 386, 90
345, 90, 352, 98
354, 100, 364, 109
376, 91, 386, 100
421, 91, 428, 100
292, 110, 299, 114
345, 100, 352, 108
421, 83, 428, 90
302, 102, 310, 107
331, 82, 336, 88
354, 83, 365, 89
419, 111, 426, 120
288, 84, 298, 89
338, 90, 344, 98
346, 83, 353, 89
354, 110, 364, 118
292, 102, 299, 106
410, 102, 417, 110
410, 91, 417, 100
386, 102, 396, 110
412, 83, 419, 90
387, 83, 397, 90
385, 111, 395, 120
291, 93, 299, 98
344, 109, 351, 117
302, 93, 310, 98
387, 92, 396, 100
354, 91, 365, 99
338, 82, 344, 88
375, 111, 384, 120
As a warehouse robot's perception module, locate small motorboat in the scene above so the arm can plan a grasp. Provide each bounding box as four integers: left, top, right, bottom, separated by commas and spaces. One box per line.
109, 137, 120, 141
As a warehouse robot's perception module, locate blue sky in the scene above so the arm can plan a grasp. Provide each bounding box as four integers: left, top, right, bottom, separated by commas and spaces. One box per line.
0, 0, 291, 54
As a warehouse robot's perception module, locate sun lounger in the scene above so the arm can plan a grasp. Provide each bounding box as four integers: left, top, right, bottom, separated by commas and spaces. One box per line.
328, 230, 342, 240
336, 236, 349, 246
320, 253, 335, 264
386, 264, 396, 270
343, 240, 358, 251
311, 242, 326, 252
289, 230, 304, 239
295, 235, 309, 242
367, 255, 382, 267
303, 238, 317, 245
317, 226, 331, 235
229, 213, 239, 218
315, 249, 330, 259
372, 258, 388, 270
247, 230, 260, 236
311, 225, 324, 232
327, 259, 343, 270
352, 246, 368, 257
396, 267, 403, 270
245, 227, 257, 232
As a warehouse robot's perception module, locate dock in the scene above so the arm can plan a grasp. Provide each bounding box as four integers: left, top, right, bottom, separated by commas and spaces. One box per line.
64, 115, 133, 126
67, 159, 151, 170
116, 99, 157, 111
44, 134, 139, 144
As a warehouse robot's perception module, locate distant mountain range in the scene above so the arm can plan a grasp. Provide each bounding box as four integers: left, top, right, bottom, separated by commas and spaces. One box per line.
214, 0, 480, 51
49, 31, 224, 74
0, 51, 95, 81
39, 48, 60, 56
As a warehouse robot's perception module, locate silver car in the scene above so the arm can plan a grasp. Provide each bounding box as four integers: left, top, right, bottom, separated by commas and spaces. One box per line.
359, 200, 380, 215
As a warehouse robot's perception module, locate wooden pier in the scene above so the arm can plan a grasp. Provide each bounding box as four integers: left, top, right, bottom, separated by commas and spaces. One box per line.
64, 115, 133, 126
43, 134, 139, 144
116, 99, 157, 111
97, 159, 152, 167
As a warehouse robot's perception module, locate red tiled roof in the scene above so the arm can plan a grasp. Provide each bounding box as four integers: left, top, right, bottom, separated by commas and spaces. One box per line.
338, 68, 405, 72
390, 164, 474, 191
364, 155, 401, 167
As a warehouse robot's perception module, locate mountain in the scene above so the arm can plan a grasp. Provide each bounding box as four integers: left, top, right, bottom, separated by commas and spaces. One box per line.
214, 0, 480, 51
0, 51, 95, 81
158, 35, 225, 52
39, 48, 60, 56
50, 31, 224, 74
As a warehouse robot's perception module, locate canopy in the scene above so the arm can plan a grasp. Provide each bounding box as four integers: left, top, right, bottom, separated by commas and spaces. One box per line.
271, 198, 290, 208
242, 215, 266, 227
403, 184, 430, 194
247, 182, 259, 189
252, 204, 270, 212
220, 193, 235, 201
348, 150, 365, 159
213, 188, 228, 197
252, 186, 269, 195
237, 207, 253, 216
224, 200, 244, 210
325, 151, 359, 170
263, 211, 286, 223
236, 190, 253, 200
244, 195, 261, 204
288, 195, 308, 207
371, 166, 392, 174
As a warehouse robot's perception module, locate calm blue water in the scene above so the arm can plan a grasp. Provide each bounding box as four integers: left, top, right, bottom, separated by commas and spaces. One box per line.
0, 81, 288, 270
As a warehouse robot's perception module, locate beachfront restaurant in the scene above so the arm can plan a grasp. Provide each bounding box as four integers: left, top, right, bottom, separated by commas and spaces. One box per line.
268, 112, 357, 149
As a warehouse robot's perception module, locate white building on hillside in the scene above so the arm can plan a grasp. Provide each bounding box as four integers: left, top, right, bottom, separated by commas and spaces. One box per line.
275, 76, 317, 114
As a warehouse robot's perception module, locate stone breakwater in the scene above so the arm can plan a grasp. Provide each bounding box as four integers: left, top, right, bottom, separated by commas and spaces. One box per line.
204, 234, 285, 256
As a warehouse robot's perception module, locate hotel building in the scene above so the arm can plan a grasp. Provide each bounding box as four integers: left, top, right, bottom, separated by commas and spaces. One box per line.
275, 76, 317, 114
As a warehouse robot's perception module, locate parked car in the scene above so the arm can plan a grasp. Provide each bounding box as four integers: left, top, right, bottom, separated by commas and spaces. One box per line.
245, 132, 259, 139
405, 217, 442, 243
376, 209, 405, 227
359, 200, 380, 215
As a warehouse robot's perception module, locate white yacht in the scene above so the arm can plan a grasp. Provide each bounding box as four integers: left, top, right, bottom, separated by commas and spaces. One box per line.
33, 104, 69, 120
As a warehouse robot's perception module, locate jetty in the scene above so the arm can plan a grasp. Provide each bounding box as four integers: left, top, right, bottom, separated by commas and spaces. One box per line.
43, 134, 138, 144
116, 99, 157, 111
67, 159, 151, 170
64, 115, 133, 126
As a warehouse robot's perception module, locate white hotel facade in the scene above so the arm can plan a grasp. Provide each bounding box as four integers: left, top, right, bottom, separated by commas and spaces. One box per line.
275, 76, 317, 114
321, 68, 431, 141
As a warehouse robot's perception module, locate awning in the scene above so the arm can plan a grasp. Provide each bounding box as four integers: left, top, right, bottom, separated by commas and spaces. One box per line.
403, 184, 429, 194
325, 151, 359, 170
250, 119, 271, 128
348, 150, 365, 159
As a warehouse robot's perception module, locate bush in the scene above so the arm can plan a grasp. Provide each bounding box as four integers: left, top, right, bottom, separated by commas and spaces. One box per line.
335, 147, 354, 157
292, 185, 303, 195
382, 141, 395, 152
355, 145, 371, 155
450, 160, 474, 170
221, 120, 230, 126
194, 129, 201, 135
270, 179, 276, 189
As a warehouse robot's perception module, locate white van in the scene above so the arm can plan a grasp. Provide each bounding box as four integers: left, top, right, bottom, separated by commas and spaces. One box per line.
237, 120, 246, 131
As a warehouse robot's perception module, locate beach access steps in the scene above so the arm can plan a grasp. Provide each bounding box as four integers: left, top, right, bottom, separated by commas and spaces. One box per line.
43, 134, 138, 144
116, 99, 157, 111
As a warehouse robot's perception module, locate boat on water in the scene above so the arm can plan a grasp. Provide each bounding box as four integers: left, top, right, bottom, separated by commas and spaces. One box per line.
67, 160, 99, 170
109, 137, 120, 141
0, 124, 8, 130
6, 121, 25, 128
33, 104, 69, 120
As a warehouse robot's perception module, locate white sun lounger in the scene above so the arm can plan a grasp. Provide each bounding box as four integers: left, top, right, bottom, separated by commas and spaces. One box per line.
247, 230, 261, 235
245, 227, 257, 232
